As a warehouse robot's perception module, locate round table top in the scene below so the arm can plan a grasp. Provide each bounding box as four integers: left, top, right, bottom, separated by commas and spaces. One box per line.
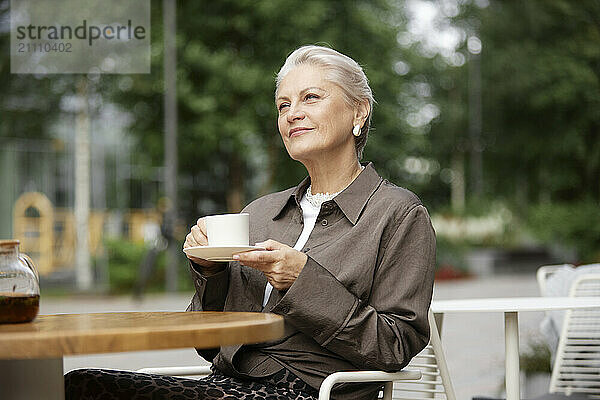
431, 296, 600, 313
0, 311, 284, 360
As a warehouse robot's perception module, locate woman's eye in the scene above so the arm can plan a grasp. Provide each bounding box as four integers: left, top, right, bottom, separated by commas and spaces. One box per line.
305, 93, 319, 101
278, 103, 289, 111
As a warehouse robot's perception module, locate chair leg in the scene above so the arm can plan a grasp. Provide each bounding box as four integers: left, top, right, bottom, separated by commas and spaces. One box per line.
382, 381, 393, 400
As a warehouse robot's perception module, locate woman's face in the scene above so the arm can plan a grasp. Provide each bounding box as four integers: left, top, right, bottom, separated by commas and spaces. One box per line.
276, 64, 358, 162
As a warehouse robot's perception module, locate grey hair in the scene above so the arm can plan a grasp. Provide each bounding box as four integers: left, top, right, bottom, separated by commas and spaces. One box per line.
276, 45, 375, 159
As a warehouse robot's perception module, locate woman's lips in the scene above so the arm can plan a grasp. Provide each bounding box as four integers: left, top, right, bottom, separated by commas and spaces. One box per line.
289, 127, 313, 138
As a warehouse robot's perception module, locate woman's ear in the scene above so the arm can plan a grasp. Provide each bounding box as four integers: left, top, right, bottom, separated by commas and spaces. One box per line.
353, 100, 370, 128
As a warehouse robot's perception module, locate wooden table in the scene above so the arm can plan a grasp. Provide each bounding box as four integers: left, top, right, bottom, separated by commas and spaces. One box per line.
0, 311, 284, 400
431, 297, 600, 400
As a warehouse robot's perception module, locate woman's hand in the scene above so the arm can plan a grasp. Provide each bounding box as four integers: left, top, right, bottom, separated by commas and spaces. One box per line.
183, 217, 225, 275
233, 239, 308, 291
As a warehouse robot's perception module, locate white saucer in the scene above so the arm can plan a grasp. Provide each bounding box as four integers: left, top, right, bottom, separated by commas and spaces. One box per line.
183, 245, 265, 262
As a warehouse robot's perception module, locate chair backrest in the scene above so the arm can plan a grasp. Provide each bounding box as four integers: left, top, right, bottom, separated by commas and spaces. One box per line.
537, 264, 599, 352
391, 310, 456, 400
549, 273, 600, 398
537, 264, 575, 296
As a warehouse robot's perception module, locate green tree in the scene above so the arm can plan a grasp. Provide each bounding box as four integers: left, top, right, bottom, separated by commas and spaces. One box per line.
465, 0, 600, 205
0, 0, 69, 140
114, 0, 419, 225
420, 0, 600, 260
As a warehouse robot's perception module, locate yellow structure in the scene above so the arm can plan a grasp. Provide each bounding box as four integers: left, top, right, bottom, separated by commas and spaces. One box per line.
13, 192, 162, 275
51, 209, 105, 271
124, 210, 162, 243
13, 192, 54, 275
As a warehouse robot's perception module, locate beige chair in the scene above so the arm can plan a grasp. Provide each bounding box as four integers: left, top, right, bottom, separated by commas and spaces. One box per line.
138, 310, 455, 400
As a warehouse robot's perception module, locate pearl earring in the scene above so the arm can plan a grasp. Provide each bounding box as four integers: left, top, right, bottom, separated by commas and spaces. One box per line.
353, 125, 361, 137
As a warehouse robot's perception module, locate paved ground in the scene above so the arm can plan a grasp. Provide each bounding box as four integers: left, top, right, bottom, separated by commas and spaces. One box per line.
40, 273, 547, 399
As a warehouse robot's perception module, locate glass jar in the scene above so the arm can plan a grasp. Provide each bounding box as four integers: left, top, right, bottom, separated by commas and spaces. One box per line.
0, 240, 40, 323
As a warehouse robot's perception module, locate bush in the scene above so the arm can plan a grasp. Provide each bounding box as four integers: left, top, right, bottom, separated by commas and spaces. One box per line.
432, 201, 517, 279
520, 339, 552, 375
431, 202, 518, 247
104, 239, 193, 294
435, 236, 469, 268
528, 201, 600, 263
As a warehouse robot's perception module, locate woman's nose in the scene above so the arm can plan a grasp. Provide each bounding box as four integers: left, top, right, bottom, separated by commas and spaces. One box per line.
287, 103, 305, 122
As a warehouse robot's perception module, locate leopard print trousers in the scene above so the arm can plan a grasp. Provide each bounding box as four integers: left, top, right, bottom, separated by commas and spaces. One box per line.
64, 367, 319, 400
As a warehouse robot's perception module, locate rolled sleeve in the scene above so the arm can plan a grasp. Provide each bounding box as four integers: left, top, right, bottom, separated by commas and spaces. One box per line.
271, 257, 359, 345
187, 261, 230, 311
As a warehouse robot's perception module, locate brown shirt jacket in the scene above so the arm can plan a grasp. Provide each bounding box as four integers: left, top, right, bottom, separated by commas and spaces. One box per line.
186, 163, 436, 399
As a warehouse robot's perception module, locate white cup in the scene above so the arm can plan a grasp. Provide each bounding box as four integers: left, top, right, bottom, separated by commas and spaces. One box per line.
205, 213, 249, 246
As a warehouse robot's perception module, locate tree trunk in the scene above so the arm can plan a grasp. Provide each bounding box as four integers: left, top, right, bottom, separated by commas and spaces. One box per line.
227, 153, 244, 213
468, 52, 483, 198
259, 134, 278, 197
163, 0, 178, 292
451, 151, 465, 212
75, 77, 92, 291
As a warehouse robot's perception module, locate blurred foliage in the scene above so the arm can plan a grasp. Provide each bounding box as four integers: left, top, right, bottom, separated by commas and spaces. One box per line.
105, 0, 416, 221
0, 1, 74, 139
1, 0, 599, 262
435, 235, 470, 269
424, 0, 600, 261
439, 204, 516, 239
104, 239, 192, 293
455, 0, 600, 205
520, 339, 552, 375
528, 201, 600, 263
104, 239, 147, 292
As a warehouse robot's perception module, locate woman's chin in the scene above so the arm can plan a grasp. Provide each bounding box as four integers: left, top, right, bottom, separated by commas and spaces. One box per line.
285, 146, 324, 163
285, 141, 318, 161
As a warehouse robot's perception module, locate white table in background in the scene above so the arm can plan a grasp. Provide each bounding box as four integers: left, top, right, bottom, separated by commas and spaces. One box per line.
431, 297, 600, 400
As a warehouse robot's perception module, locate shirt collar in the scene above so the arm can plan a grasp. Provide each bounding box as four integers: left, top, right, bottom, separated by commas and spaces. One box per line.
271, 162, 383, 225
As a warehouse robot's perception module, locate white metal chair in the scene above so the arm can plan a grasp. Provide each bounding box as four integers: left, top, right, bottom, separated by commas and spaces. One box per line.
137, 365, 422, 400
537, 264, 599, 353
390, 310, 456, 400
137, 365, 213, 378
536, 264, 575, 296
319, 370, 421, 400
537, 265, 600, 398
549, 273, 600, 398
138, 309, 455, 400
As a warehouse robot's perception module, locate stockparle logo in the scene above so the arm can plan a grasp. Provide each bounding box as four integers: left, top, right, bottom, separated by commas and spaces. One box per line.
11, 0, 150, 74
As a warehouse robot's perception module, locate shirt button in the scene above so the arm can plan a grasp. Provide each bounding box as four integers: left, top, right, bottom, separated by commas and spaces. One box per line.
281, 305, 290, 314
314, 329, 322, 336
302, 247, 310, 253
321, 219, 328, 226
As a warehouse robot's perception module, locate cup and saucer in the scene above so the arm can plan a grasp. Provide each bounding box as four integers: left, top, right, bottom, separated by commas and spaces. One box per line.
183, 213, 264, 262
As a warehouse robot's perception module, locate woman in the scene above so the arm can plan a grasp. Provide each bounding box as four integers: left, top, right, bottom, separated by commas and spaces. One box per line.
65, 45, 435, 400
